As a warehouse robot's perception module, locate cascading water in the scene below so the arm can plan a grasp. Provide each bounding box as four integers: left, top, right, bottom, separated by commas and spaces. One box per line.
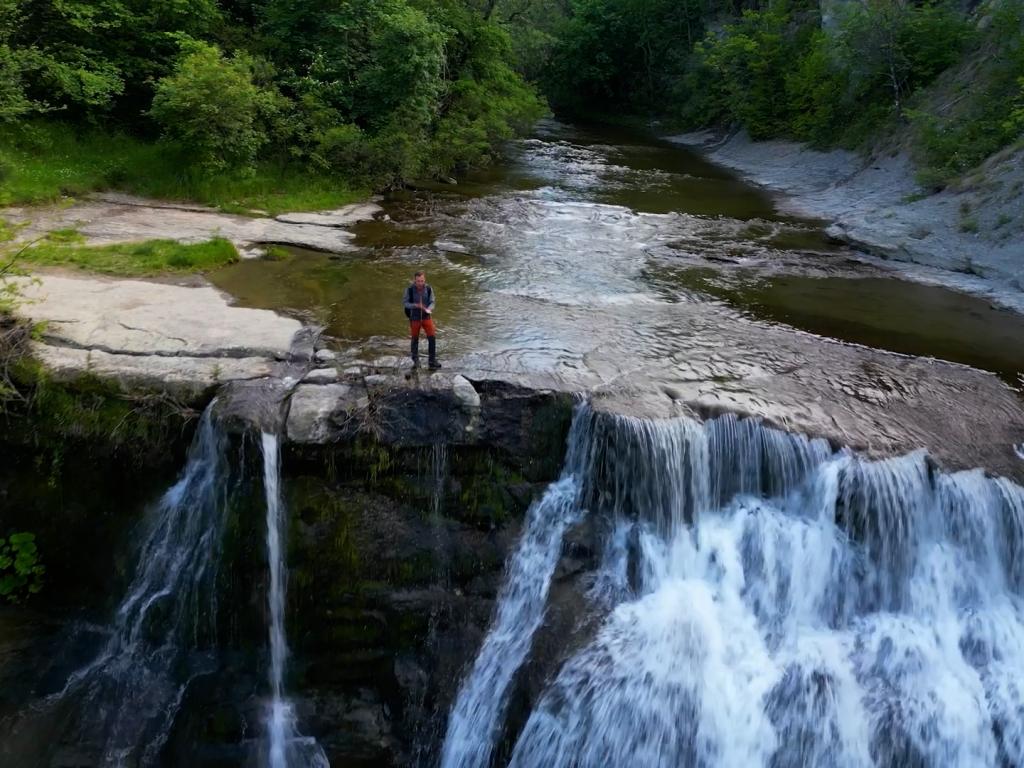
33, 403, 230, 766
259, 432, 328, 768
439, 408, 596, 768
442, 404, 1024, 768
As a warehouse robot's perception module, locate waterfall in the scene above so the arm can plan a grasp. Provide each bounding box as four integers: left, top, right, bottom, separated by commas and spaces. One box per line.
442, 405, 1024, 768
44, 403, 230, 766
259, 432, 328, 768
438, 407, 595, 768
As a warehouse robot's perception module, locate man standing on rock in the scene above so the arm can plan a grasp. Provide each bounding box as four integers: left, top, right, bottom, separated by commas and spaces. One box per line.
403, 270, 441, 370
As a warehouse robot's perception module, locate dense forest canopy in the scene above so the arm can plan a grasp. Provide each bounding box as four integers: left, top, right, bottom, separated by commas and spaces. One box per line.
511, 0, 1023, 183
0, 0, 545, 187
0, 0, 1021, 191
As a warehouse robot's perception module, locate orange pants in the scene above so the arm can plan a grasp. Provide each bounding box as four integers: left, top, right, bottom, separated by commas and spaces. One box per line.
410, 318, 436, 338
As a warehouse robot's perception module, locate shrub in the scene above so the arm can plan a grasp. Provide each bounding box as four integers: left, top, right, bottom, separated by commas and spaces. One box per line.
785, 30, 852, 144
150, 42, 282, 173
911, 0, 1024, 183
691, 7, 796, 139
0, 532, 45, 603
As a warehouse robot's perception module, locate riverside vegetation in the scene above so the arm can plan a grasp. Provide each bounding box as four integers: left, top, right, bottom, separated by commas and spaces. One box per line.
0, 0, 545, 207
0, 0, 1019, 215
518, 0, 1024, 187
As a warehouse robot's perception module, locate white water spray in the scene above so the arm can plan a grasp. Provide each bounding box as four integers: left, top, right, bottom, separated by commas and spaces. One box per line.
442, 406, 1024, 768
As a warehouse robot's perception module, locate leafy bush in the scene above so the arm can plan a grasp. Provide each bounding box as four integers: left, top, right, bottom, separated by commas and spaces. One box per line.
0, 532, 45, 603
428, 19, 545, 174
836, 0, 970, 115
1009, 77, 1024, 135
784, 31, 853, 144
911, 0, 1024, 184
690, 6, 800, 139
150, 42, 283, 173
677, 0, 971, 147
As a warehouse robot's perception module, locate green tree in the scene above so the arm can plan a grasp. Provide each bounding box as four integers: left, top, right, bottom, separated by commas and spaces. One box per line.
784, 30, 852, 144
1, 0, 221, 120
837, 0, 969, 116
0, 0, 35, 121
150, 42, 282, 172
429, 16, 545, 173
908, 0, 1024, 184
544, 0, 705, 113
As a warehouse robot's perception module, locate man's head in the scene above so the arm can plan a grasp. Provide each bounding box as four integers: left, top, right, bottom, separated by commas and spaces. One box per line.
413, 270, 426, 290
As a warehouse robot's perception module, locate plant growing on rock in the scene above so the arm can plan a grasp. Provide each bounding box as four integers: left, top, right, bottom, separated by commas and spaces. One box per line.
0, 531, 45, 603
0, 225, 36, 402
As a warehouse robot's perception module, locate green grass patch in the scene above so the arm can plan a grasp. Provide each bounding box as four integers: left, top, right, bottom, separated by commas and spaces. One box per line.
0, 122, 367, 215
959, 217, 980, 234
16, 238, 239, 276
44, 228, 86, 245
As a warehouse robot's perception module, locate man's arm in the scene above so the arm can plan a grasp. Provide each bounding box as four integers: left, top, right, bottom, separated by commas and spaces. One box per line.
426, 287, 436, 313
403, 286, 417, 311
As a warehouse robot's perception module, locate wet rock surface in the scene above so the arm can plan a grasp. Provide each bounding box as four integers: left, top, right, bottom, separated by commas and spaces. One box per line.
2, 122, 1024, 767
267, 304, 1024, 483
11, 272, 306, 400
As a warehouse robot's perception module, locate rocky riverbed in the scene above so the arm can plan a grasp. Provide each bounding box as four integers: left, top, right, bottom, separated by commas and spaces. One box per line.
668, 129, 1024, 312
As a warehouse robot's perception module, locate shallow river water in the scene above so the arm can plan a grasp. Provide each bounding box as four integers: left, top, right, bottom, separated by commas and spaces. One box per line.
212, 120, 1024, 387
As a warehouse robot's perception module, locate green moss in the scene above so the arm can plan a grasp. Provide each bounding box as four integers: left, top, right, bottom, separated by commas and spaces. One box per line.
6, 357, 189, 459
524, 396, 574, 480
317, 608, 387, 648
44, 227, 86, 245
14, 237, 239, 276
456, 455, 523, 525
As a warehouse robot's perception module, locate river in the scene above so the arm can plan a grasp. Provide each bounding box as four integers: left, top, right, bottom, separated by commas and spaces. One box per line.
212, 119, 1024, 388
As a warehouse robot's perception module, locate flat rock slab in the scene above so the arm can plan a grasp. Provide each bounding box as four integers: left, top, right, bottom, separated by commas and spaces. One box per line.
11, 272, 307, 401
2, 199, 382, 255
275, 203, 382, 227
31, 343, 276, 401
16, 273, 302, 359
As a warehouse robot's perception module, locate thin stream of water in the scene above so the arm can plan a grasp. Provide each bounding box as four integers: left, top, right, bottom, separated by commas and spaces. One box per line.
260, 432, 328, 768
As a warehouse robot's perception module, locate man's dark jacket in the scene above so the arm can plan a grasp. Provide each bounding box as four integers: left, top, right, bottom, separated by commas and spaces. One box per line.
403, 283, 435, 321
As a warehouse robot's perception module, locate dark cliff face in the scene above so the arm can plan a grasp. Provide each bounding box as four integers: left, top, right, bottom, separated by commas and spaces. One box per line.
0, 382, 575, 768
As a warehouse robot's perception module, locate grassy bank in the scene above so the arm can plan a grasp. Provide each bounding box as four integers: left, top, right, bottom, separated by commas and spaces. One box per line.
0, 123, 367, 215
16, 235, 239, 277
2, 221, 238, 277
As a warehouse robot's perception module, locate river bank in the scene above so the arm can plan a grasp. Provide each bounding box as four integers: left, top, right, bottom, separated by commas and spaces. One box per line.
667, 129, 1024, 313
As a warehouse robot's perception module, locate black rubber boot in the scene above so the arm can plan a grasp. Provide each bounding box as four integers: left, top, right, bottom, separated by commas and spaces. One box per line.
428, 336, 441, 369
411, 337, 420, 368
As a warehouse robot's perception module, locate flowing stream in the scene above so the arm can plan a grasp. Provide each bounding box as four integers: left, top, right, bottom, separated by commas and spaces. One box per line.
442, 404, 1024, 768
259, 432, 328, 768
